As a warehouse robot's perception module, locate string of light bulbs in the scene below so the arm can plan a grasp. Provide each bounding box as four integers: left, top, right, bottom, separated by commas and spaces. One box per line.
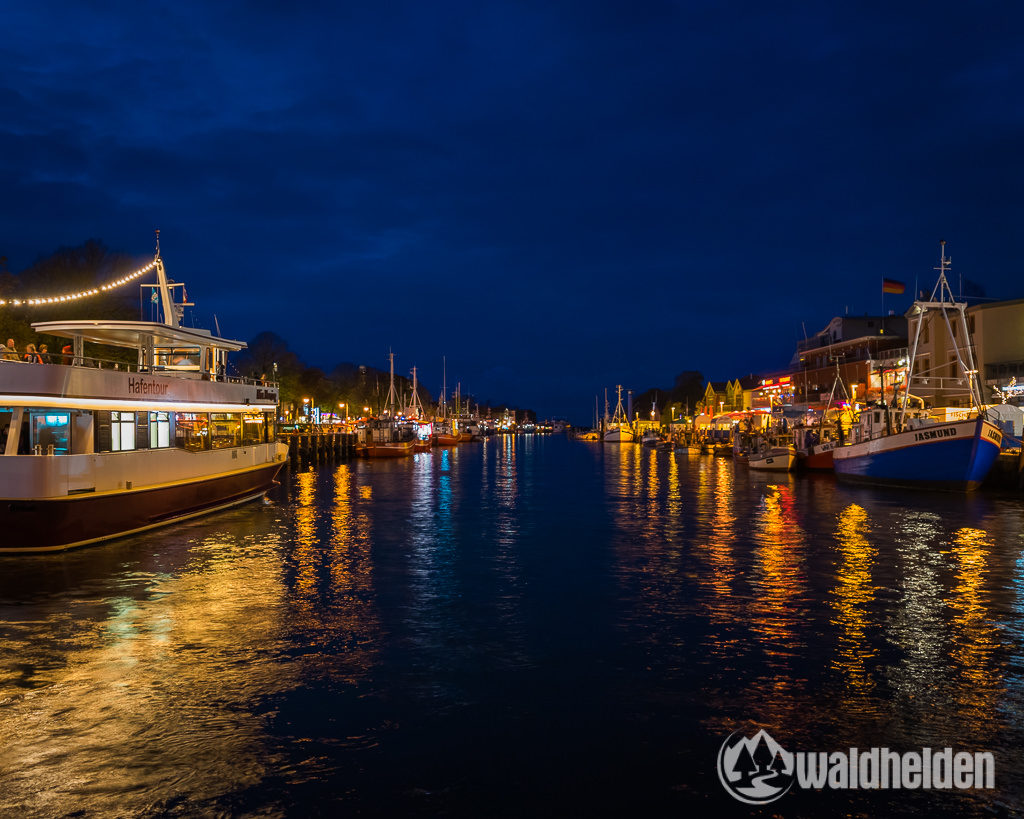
0, 259, 158, 307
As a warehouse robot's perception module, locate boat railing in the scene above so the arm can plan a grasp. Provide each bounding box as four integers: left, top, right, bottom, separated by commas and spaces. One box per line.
0, 353, 278, 388
872, 346, 909, 366
908, 373, 975, 390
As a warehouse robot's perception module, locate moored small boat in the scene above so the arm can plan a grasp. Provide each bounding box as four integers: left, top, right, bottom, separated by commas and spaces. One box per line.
358, 439, 415, 458
794, 426, 837, 470
641, 430, 662, 447
748, 445, 796, 471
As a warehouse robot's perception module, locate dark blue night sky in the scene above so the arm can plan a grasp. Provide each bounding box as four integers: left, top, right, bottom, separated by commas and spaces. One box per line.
4, 1, 1023, 419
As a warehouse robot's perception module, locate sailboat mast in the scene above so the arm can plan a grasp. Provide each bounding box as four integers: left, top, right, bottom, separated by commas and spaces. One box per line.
409, 366, 424, 418
383, 349, 399, 417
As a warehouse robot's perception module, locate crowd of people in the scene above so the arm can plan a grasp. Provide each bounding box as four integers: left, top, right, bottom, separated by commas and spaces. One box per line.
0, 338, 73, 364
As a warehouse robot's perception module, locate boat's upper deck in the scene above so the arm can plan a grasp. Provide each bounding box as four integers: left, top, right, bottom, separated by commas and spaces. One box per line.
0, 319, 277, 411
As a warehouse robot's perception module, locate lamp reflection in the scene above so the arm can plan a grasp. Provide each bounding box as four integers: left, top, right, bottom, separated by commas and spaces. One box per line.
948, 526, 1001, 735
750, 483, 806, 654
830, 503, 877, 695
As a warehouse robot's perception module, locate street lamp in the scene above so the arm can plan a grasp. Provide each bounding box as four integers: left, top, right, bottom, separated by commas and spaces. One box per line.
339, 403, 347, 424
302, 397, 310, 422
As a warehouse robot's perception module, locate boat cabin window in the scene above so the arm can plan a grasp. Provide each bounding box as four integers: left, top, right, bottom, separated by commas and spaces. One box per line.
242, 411, 264, 446
111, 411, 136, 451
176, 412, 209, 451
0, 409, 11, 454
31, 412, 70, 454
154, 347, 201, 370
150, 411, 171, 448
210, 413, 241, 449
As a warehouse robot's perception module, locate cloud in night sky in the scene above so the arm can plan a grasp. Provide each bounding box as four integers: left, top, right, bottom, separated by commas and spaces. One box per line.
3, 1, 1024, 418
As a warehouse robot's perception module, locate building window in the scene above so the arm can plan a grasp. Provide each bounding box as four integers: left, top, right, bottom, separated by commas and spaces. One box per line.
150, 411, 171, 448
111, 411, 136, 451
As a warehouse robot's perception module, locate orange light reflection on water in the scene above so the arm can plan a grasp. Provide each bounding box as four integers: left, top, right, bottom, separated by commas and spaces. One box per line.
749, 482, 806, 658
830, 503, 878, 695
947, 526, 1002, 734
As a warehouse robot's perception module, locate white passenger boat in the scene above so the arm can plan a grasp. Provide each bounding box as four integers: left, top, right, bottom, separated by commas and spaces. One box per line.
0, 248, 288, 552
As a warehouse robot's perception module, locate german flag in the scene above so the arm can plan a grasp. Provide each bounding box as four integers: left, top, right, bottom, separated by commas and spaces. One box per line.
882, 277, 905, 294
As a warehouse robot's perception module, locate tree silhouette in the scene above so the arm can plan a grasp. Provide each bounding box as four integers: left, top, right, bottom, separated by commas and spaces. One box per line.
732, 744, 758, 788
752, 738, 774, 772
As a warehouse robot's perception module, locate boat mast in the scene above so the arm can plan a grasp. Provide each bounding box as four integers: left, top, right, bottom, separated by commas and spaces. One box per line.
901, 241, 983, 424
409, 366, 425, 418
153, 230, 180, 329
441, 356, 447, 419
385, 349, 398, 417
613, 385, 626, 424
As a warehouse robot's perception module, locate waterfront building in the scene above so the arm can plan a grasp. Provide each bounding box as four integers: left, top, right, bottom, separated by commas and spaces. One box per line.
908, 297, 1024, 408
697, 376, 759, 414
789, 314, 908, 405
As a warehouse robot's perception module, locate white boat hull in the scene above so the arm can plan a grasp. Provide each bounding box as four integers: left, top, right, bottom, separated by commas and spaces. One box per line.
603, 426, 635, 443
748, 447, 796, 472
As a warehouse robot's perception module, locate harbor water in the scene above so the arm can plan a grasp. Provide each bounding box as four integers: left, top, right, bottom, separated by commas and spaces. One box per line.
1, 435, 1023, 816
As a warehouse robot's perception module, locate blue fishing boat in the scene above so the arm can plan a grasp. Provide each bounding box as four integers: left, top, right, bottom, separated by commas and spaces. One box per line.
832, 411, 1002, 490
833, 242, 1004, 491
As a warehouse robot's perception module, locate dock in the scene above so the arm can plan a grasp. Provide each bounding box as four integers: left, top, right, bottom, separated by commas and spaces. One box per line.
277, 427, 358, 464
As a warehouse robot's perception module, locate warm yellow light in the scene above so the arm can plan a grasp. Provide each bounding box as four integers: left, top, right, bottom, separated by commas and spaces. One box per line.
2, 260, 157, 308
